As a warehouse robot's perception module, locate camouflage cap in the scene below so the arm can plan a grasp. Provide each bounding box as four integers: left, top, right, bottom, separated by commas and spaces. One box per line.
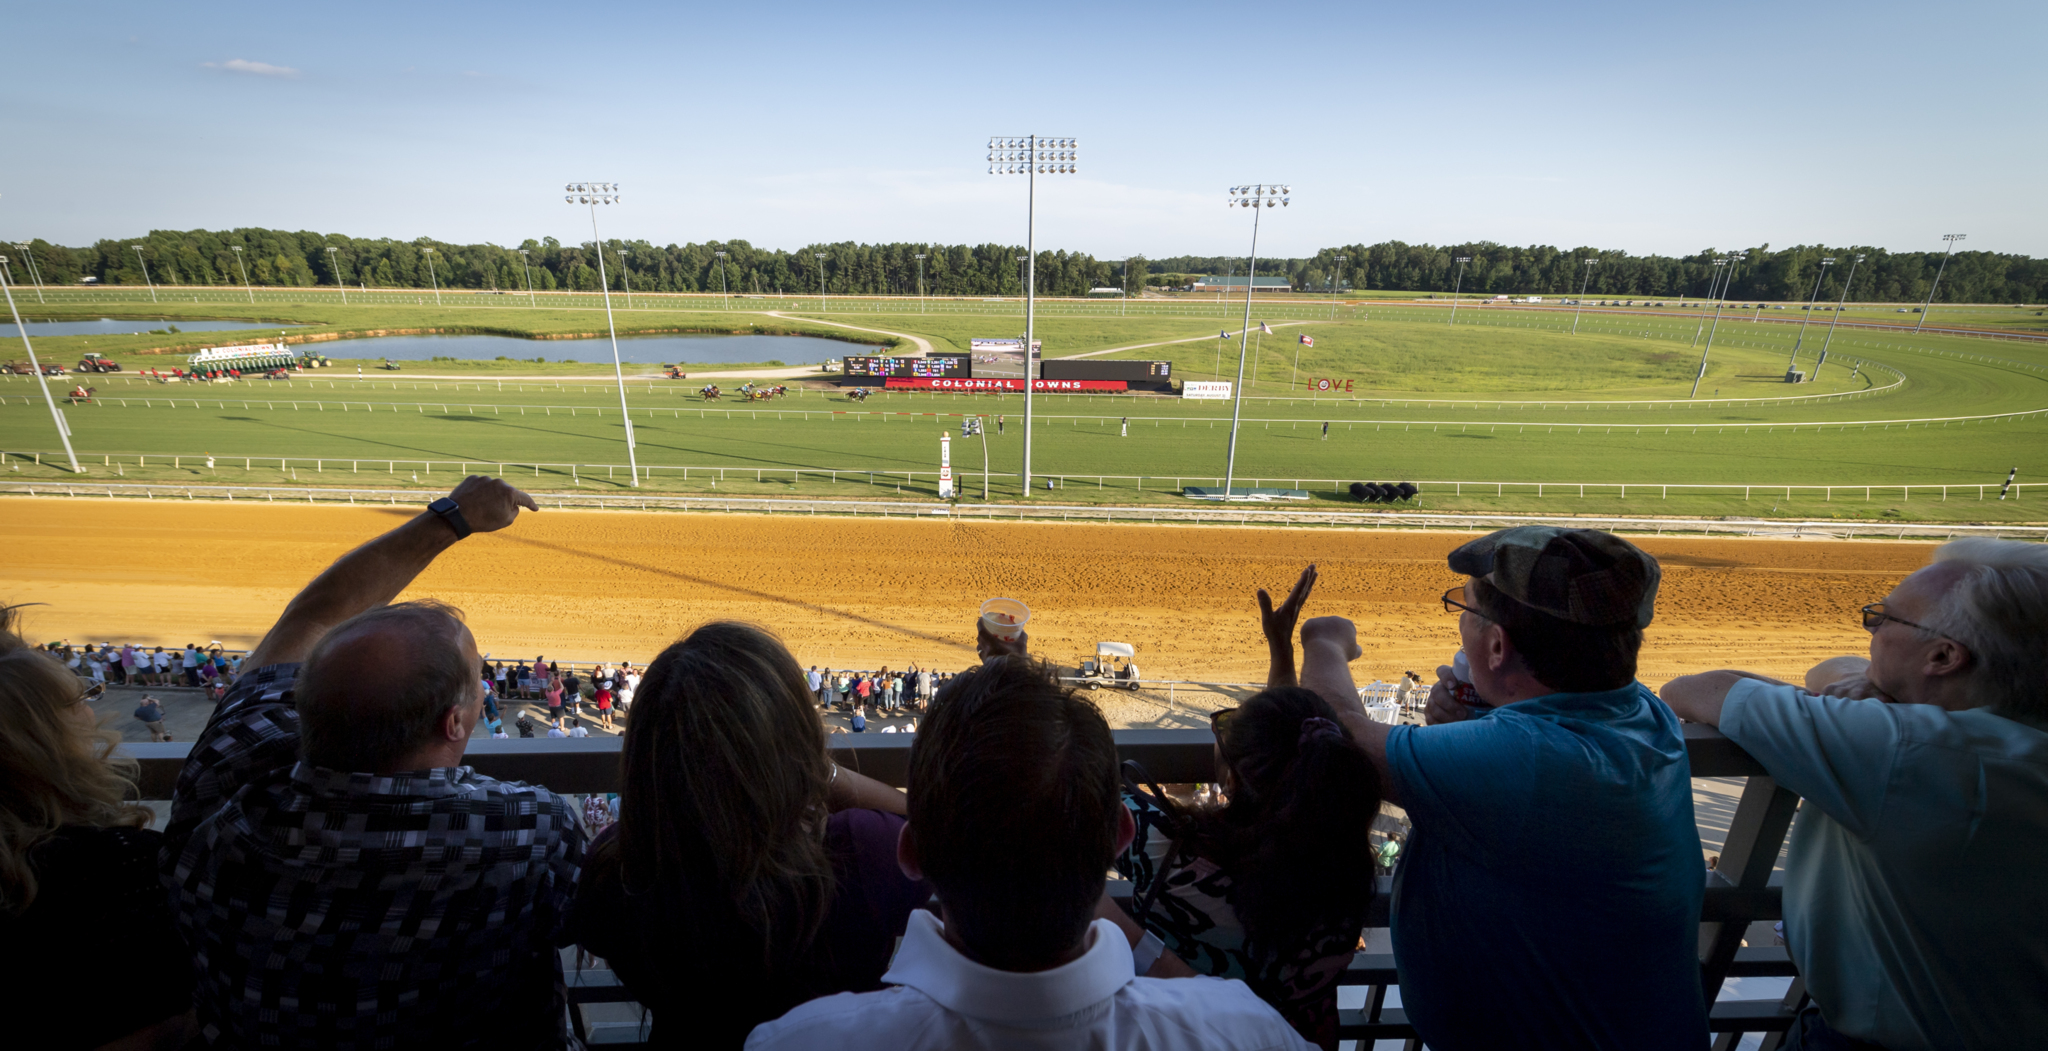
1447, 526, 1660, 628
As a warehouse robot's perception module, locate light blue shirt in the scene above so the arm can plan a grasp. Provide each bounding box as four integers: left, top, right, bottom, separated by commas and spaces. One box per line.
1722, 681, 2048, 1051
1384, 683, 1708, 1051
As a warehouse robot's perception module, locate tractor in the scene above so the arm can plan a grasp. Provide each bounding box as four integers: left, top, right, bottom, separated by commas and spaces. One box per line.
77, 353, 123, 373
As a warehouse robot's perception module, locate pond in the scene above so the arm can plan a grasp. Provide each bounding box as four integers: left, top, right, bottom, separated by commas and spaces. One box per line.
7, 318, 304, 337
322, 333, 875, 365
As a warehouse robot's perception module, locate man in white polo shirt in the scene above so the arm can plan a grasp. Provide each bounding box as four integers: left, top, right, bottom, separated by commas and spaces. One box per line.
1662, 538, 2048, 1051
747, 655, 1309, 1051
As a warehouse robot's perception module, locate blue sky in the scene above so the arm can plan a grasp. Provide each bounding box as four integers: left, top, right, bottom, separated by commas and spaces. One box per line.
4, 0, 2041, 257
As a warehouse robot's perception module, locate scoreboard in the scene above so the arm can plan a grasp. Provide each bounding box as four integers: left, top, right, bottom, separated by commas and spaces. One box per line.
842, 353, 971, 379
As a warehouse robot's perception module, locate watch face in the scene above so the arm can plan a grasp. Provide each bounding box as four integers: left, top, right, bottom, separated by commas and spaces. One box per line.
430, 497, 457, 514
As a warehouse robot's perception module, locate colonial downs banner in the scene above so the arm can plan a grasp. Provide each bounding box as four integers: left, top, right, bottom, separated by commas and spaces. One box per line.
883, 378, 1128, 391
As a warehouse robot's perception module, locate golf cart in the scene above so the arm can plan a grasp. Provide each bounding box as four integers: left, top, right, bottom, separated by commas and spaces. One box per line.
1077, 642, 1140, 690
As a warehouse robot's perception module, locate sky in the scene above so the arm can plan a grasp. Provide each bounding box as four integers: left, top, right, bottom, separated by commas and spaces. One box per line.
3, 0, 2042, 259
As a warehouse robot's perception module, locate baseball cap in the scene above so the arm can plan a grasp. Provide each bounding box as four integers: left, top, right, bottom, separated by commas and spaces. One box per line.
1447, 526, 1660, 628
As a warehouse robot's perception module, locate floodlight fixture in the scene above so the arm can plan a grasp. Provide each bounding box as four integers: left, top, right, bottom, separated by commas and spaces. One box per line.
562, 179, 640, 485
1218, 181, 1291, 500
1915, 234, 1965, 331
986, 134, 1077, 494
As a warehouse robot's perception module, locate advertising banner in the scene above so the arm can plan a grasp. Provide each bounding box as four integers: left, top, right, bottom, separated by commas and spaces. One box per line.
883, 378, 1127, 392
1181, 381, 1233, 399
1040, 360, 1171, 381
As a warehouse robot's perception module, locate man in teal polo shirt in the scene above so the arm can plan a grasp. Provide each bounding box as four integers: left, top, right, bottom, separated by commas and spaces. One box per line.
1315, 527, 1708, 1050
1662, 538, 2048, 1051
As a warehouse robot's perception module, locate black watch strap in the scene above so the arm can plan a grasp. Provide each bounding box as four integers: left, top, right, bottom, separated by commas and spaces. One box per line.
427, 497, 473, 540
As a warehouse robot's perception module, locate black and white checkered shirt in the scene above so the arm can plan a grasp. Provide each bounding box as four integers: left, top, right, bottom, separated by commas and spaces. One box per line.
163, 663, 584, 1049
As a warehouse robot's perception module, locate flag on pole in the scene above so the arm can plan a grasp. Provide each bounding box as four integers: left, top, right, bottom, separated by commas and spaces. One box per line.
1299, 334, 1315, 347
1259, 322, 1272, 335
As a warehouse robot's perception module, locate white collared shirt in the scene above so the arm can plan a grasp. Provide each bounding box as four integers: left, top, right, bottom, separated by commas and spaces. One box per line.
746, 911, 1311, 1051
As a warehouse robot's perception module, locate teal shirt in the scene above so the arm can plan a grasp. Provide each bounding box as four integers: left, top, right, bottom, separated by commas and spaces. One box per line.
1384, 683, 1708, 1051
1722, 681, 2048, 1050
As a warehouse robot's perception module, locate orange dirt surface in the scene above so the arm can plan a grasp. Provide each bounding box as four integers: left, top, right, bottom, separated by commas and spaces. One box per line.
5, 499, 1928, 707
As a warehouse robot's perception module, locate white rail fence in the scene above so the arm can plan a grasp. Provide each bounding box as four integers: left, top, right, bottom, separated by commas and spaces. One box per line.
5, 482, 2044, 541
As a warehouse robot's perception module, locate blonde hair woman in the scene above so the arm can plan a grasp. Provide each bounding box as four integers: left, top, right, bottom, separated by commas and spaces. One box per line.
0, 604, 195, 1049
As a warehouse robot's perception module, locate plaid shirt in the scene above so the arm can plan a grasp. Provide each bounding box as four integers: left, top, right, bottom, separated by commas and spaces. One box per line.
163, 663, 584, 1050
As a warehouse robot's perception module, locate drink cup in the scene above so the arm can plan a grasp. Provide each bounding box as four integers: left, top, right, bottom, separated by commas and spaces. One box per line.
979, 598, 1031, 641
1450, 650, 1491, 711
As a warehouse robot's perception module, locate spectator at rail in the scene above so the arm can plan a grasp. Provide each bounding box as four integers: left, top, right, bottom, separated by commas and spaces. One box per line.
836, 670, 852, 709
151, 646, 170, 685
181, 644, 201, 687
594, 681, 616, 730
1661, 537, 2048, 1051
571, 621, 927, 1050
746, 651, 1313, 1051
1377, 527, 1708, 1049
617, 663, 638, 713
120, 643, 139, 686
135, 693, 172, 742
1112, 566, 1382, 1049
161, 476, 583, 1050
546, 672, 565, 724
0, 604, 196, 1051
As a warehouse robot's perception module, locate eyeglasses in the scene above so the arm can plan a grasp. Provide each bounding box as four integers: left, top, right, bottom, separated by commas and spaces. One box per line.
1860, 602, 1941, 637
1442, 587, 1485, 618
77, 682, 106, 704
1209, 706, 1238, 739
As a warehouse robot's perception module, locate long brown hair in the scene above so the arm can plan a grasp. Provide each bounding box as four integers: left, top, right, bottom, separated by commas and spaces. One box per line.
606, 621, 835, 968
0, 605, 150, 915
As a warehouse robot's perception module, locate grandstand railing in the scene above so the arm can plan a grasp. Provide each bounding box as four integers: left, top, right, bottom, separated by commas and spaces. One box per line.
122, 724, 1806, 1047
8, 479, 2046, 541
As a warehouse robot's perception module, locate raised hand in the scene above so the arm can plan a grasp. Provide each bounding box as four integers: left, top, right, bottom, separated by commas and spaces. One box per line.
447, 475, 540, 534
976, 619, 1029, 663
1257, 564, 1317, 688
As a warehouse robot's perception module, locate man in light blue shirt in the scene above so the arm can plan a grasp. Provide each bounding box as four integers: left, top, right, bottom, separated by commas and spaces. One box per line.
1328, 527, 1708, 1050
1663, 538, 2048, 1051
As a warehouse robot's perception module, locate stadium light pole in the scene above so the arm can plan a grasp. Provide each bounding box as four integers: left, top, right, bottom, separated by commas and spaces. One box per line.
1570, 259, 1597, 334
564, 182, 640, 487
325, 246, 349, 306
1814, 253, 1865, 379
714, 250, 729, 311
1221, 183, 1289, 500
130, 245, 158, 304
229, 246, 254, 304
420, 248, 444, 306
11, 244, 45, 304
988, 134, 1077, 495
0, 256, 82, 473
1915, 233, 1965, 331
814, 253, 827, 310
1448, 256, 1471, 325
1689, 257, 1735, 398
616, 245, 633, 310
1787, 256, 1834, 369
1691, 253, 1735, 347
1333, 254, 1348, 297
914, 253, 927, 313
518, 249, 535, 307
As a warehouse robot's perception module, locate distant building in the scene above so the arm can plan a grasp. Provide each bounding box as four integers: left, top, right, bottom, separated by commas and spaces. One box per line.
1191, 276, 1292, 293
1085, 287, 1126, 297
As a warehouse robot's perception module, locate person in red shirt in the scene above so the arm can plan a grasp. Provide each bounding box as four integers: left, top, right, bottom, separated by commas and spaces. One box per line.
594, 683, 614, 730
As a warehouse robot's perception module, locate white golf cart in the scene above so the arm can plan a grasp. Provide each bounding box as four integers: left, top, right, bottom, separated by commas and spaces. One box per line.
1077, 641, 1141, 690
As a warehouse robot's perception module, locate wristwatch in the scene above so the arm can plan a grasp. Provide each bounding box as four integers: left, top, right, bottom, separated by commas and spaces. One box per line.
427, 497, 473, 540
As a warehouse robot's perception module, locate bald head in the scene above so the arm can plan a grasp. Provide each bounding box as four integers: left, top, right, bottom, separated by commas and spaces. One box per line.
297, 600, 480, 773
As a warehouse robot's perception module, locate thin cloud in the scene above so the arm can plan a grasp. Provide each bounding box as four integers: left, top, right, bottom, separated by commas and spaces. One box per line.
204, 58, 299, 77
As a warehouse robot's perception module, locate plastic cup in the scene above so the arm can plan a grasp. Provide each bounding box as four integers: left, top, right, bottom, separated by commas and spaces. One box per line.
979, 597, 1031, 641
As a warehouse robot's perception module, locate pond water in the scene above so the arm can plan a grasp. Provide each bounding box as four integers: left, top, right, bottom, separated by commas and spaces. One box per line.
323, 333, 875, 365
7, 318, 304, 337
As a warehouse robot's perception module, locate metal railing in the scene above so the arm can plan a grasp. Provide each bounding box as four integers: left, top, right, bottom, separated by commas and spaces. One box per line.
7, 480, 2046, 540
120, 725, 1805, 1046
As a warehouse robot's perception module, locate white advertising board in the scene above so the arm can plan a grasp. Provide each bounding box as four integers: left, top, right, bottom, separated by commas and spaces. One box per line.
1181, 381, 1233, 400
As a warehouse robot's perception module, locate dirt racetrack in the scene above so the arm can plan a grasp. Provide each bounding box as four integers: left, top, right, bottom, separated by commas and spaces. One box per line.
4, 499, 1927, 724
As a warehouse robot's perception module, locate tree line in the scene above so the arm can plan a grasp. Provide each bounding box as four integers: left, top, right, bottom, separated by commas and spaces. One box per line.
4, 228, 2041, 304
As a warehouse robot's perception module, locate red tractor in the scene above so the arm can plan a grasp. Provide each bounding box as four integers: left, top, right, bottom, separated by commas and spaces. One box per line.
76, 353, 123, 373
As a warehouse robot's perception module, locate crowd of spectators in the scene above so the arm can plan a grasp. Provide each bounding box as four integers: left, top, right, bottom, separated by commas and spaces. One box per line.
1, 474, 2043, 1051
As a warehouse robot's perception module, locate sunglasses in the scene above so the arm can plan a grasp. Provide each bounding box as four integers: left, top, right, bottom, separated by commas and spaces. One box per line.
1209, 706, 1238, 739
1442, 587, 1485, 619
77, 682, 106, 704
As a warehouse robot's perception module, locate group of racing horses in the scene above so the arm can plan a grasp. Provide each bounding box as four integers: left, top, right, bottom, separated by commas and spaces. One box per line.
699, 382, 790, 403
